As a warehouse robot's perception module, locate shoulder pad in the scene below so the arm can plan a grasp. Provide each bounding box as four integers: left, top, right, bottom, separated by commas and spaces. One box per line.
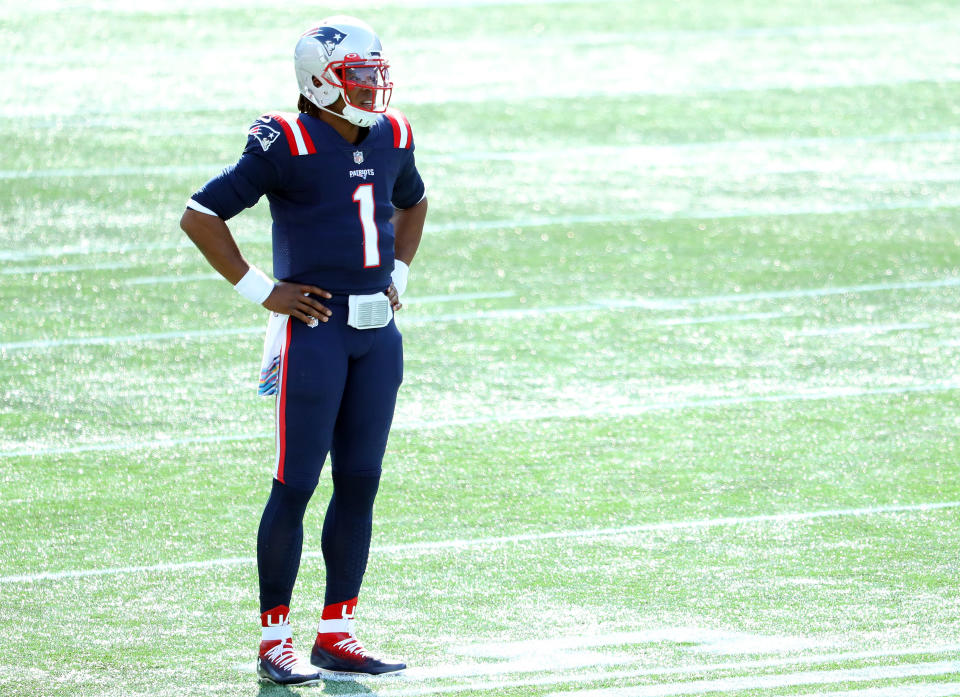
384, 108, 413, 149
248, 112, 316, 156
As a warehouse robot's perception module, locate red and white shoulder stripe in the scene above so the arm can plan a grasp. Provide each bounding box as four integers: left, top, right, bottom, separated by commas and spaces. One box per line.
263, 112, 316, 156
384, 108, 413, 149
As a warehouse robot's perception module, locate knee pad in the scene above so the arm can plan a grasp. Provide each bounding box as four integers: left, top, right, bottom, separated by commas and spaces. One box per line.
266, 477, 316, 514
330, 471, 381, 511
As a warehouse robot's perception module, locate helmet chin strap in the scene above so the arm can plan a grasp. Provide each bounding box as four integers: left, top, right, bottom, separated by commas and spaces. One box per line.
309, 93, 378, 128
341, 105, 379, 128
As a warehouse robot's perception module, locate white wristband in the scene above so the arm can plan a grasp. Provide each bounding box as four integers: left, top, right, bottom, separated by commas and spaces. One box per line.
392, 259, 409, 296
234, 265, 274, 304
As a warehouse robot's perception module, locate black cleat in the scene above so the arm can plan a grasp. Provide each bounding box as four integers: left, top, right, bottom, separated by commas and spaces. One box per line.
257, 639, 324, 685
310, 634, 406, 675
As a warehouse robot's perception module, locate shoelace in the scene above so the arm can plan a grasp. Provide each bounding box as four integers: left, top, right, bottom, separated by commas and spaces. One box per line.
332, 635, 372, 658
263, 639, 299, 671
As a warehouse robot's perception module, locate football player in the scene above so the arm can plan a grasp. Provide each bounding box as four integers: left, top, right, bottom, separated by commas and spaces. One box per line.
180, 16, 427, 686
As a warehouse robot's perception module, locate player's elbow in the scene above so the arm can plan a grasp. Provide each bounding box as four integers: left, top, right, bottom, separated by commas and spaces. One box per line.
413, 196, 428, 224
398, 196, 427, 221
180, 207, 213, 242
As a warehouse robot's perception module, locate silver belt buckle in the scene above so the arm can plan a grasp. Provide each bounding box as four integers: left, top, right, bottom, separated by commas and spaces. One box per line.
347, 292, 393, 329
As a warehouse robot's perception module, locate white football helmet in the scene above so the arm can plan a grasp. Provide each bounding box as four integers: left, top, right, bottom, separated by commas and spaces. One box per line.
294, 16, 393, 128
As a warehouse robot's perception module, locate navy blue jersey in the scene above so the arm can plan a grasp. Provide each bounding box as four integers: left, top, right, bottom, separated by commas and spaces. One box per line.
191, 109, 425, 295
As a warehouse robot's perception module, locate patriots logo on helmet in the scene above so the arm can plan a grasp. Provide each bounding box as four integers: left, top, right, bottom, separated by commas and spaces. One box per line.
303, 26, 348, 58
249, 122, 281, 151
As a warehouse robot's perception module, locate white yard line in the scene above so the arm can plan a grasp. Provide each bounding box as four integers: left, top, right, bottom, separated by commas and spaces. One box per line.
2, 5, 957, 29
541, 661, 960, 697
656, 311, 788, 326
3, 199, 960, 263
11, 0, 637, 14
0, 261, 129, 275
787, 322, 932, 337
0, 163, 220, 180
122, 272, 220, 285
788, 683, 960, 697
2, 276, 958, 353
358, 668, 960, 697
2, 500, 957, 584
447, 629, 824, 659
0, 326, 260, 351
234, 643, 960, 689
3, 380, 959, 460
235, 652, 960, 696
351, 678, 960, 697
407, 645, 960, 682
404, 290, 516, 303
118, 274, 516, 305
644, 276, 960, 307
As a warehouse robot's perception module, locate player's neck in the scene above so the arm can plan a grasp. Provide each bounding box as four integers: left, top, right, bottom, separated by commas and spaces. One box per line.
317, 109, 363, 145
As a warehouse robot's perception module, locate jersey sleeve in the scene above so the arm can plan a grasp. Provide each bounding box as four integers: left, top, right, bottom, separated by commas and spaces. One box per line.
385, 109, 426, 209
391, 148, 426, 209
189, 115, 290, 221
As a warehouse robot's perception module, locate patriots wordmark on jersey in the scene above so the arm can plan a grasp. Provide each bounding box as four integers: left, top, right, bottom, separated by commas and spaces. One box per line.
190, 107, 424, 296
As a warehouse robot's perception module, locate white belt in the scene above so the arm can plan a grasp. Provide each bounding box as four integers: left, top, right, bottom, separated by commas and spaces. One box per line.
347, 292, 393, 330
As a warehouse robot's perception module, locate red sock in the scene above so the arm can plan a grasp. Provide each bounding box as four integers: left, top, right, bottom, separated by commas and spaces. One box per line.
260, 604, 292, 654
315, 597, 357, 647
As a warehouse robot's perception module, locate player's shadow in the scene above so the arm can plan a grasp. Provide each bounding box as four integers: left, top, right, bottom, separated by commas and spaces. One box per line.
256, 678, 376, 696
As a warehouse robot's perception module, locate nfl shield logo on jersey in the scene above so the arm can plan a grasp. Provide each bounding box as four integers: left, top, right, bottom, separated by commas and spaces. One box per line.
353, 151, 364, 164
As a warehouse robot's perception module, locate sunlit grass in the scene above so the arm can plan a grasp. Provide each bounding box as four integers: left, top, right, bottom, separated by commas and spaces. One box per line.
2, 1, 960, 696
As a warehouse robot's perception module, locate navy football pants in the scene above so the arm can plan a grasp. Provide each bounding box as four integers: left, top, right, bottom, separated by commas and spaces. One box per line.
258, 297, 403, 612
274, 298, 403, 488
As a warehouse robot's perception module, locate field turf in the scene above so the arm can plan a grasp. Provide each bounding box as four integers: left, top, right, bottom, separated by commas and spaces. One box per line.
2, 1, 960, 696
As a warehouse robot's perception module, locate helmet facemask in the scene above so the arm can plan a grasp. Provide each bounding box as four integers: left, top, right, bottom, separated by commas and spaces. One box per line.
322, 58, 392, 127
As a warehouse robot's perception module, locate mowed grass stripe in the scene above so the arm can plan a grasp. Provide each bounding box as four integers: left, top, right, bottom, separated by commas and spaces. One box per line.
5, 77, 960, 118
3, 380, 958, 459
3, 130, 958, 179
4, 500, 957, 584
4, 199, 960, 263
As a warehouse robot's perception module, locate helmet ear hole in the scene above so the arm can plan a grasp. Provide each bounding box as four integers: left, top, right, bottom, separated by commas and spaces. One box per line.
312, 76, 322, 88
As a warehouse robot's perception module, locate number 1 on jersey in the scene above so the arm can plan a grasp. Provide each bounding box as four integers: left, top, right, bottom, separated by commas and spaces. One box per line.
352, 184, 380, 268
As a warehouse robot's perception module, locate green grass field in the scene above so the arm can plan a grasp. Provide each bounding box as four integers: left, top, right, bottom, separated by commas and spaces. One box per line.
2, 1, 960, 696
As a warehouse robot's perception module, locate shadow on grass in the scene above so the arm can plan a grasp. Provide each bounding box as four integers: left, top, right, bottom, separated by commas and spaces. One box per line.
256, 677, 376, 695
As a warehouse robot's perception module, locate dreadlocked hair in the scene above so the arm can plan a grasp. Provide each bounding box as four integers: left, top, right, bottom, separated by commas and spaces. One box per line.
298, 94, 322, 117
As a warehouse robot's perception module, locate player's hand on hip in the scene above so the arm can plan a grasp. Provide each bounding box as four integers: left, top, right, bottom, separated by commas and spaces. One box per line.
263, 282, 333, 326
384, 283, 402, 312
